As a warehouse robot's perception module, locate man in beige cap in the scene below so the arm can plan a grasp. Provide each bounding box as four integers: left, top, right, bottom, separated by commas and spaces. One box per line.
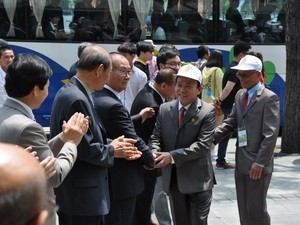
149, 64, 215, 225
214, 54, 280, 225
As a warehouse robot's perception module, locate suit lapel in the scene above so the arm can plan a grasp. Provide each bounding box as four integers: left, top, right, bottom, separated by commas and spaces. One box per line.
103, 87, 122, 103
70, 77, 106, 132
245, 85, 265, 112
168, 101, 179, 129
170, 99, 202, 129
180, 99, 202, 127
70, 77, 95, 107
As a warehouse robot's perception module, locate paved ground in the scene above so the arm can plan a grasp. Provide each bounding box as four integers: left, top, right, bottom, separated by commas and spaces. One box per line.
209, 137, 300, 225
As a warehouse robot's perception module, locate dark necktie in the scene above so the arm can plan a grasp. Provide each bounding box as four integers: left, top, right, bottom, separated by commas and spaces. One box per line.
178, 107, 186, 126
243, 92, 248, 110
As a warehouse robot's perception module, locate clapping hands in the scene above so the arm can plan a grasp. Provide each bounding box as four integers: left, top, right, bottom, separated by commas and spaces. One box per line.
60, 112, 89, 145
111, 135, 142, 160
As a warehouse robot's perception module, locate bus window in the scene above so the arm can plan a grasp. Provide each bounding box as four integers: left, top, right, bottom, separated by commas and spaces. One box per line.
0, 0, 286, 44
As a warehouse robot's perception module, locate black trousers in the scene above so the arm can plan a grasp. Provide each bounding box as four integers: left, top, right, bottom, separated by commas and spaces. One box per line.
169, 167, 212, 225
105, 196, 137, 225
133, 170, 158, 225
58, 212, 104, 225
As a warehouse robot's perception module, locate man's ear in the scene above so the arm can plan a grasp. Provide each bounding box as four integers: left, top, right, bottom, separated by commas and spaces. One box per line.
34, 210, 48, 225
32, 85, 40, 97
160, 82, 167, 90
96, 64, 104, 77
197, 85, 203, 95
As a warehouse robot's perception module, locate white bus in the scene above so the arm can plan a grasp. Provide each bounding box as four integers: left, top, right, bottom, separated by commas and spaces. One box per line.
1, 0, 286, 127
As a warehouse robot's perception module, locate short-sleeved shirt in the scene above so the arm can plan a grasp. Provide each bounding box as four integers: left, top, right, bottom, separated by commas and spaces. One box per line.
221, 60, 241, 111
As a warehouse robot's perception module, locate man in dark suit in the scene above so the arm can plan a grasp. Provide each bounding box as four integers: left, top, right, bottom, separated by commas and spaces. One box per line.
50, 45, 141, 225
93, 52, 155, 225
214, 55, 280, 225
149, 64, 215, 225
131, 67, 176, 225
133, 46, 181, 225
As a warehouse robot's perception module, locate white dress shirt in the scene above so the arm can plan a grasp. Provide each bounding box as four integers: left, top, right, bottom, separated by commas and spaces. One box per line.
0, 66, 7, 107
120, 66, 147, 112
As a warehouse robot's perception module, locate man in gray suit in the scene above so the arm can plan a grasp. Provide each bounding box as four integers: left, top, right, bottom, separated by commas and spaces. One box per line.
0, 54, 89, 225
214, 55, 280, 225
149, 64, 215, 225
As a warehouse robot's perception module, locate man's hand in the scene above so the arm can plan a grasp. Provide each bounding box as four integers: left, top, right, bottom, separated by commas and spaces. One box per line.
60, 112, 89, 145
139, 107, 155, 123
213, 98, 222, 109
23, 146, 40, 160
111, 135, 142, 160
40, 156, 57, 179
249, 163, 263, 180
154, 152, 172, 168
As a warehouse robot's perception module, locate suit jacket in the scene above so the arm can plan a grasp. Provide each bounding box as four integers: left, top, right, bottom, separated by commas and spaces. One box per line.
130, 82, 163, 144
214, 85, 280, 174
93, 87, 155, 200
149, 98, 215, 194
50, 77, 114, 216
0, 98, 77, 225
0, 98, 77, 195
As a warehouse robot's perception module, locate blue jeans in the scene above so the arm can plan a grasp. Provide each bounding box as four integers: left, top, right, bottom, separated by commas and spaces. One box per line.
216, 109, 232, 164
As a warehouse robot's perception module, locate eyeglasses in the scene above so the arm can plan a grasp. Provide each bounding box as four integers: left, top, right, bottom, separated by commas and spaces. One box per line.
165, 62, 182, 67
236, 71, 256, 79
112, 67, 132, 77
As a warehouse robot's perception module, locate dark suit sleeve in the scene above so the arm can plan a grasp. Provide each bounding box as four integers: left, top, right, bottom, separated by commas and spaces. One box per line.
72, 99, 114, 166
104, 103, 154, 167
131, 113, 142, 127
51, 96, 114, 167
148, 105, 163, 152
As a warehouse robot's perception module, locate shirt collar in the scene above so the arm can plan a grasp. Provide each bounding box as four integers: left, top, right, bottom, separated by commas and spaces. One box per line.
135, 57, 148, 65
7, 97, 35, 120
148, 82, 165, 102
74, 76, 95, 106
178, 101, 191, 111
104, 84, 121, 100
247, 82, 262, 97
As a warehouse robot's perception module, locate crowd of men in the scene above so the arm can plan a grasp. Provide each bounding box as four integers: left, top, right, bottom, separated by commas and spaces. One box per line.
0, 38, 279, 225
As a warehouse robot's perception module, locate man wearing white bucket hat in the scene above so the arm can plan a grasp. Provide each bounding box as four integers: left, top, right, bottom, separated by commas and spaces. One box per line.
149, 64, 215, 225
214, 54, 280, 225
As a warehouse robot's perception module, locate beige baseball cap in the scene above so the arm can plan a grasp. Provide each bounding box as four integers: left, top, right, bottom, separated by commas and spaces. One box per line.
175, 64, 202, 84
231, 55, 262, 72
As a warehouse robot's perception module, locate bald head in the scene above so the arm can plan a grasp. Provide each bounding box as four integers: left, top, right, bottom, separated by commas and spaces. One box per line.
0, 143, 48, 225
76, 45, 112, 91
78, 44, 111, 72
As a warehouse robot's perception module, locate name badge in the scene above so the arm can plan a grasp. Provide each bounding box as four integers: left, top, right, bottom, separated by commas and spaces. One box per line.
238, 129, 247, 147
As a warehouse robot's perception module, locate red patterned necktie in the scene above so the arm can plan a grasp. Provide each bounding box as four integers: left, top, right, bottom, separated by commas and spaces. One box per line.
178, 107, 186, 126
243, 92, 248, 110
